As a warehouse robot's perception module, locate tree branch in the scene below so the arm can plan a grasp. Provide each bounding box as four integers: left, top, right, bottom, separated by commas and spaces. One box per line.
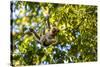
29, 28, 40, 40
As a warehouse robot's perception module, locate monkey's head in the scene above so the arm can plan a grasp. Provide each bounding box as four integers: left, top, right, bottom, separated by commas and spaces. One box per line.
51, 27, 59, 36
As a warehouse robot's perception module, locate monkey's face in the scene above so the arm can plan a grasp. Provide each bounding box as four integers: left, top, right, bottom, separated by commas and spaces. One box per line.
51, 28, 59, 36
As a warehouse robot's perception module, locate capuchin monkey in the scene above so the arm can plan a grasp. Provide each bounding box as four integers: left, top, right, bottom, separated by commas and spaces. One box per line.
40, 27, 59, 46
30, 27, 59, 46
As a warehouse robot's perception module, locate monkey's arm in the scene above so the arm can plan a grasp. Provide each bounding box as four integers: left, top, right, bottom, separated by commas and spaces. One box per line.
42, 6, 51, 30
46, 16, 51, 30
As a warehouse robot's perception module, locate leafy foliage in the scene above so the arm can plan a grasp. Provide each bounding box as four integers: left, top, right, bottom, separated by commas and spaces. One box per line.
10, 1, 97, 66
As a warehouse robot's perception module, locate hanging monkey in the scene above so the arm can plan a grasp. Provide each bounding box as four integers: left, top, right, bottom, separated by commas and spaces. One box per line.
30, 27, 59, 46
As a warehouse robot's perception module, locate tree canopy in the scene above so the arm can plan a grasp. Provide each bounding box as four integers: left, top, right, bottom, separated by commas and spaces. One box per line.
10, 1, 97, 66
